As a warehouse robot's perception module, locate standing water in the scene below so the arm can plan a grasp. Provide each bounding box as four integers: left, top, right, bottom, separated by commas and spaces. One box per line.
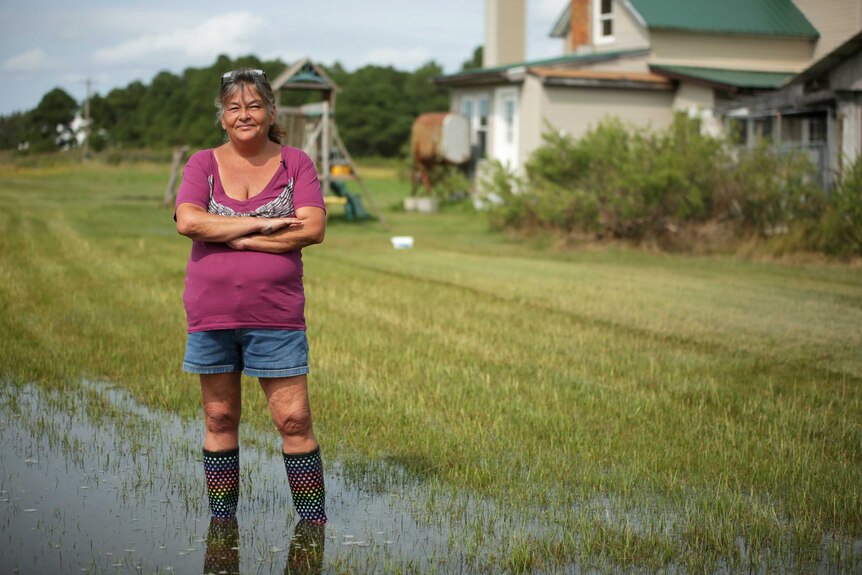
0, 382, 465, 574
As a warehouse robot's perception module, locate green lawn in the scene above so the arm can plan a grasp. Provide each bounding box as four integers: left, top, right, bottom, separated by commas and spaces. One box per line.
1, 159, 860, 573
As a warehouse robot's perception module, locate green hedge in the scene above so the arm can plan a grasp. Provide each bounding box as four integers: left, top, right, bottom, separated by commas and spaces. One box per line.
484, 114, 859, 256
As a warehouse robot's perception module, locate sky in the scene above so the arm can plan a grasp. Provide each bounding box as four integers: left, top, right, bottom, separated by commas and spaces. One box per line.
0, 0, 567, 116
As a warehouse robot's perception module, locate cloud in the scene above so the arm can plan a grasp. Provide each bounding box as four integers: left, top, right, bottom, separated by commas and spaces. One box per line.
535, 0, 567, 23
362, 47, 434, 70
2, 48, 53, 72
92, 12, 266, 65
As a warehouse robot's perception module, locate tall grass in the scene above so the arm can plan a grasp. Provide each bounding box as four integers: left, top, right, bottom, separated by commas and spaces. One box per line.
1, 159, 860, 572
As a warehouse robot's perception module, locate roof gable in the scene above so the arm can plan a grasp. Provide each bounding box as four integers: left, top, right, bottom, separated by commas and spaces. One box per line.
271, 58, 339, 92
627, 0, 819, 38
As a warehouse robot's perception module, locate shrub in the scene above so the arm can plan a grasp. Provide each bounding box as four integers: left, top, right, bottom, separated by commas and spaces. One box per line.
819, 155, 862, 257
725, 143, 821, 234
490, 115, 730, 240
430, 165, 472, 202
486, 114, 827, 247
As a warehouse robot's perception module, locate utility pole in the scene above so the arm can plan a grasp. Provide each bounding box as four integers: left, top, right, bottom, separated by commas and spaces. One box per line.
81, 77, 92, 161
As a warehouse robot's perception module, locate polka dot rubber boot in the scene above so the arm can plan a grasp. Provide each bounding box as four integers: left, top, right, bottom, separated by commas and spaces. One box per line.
203, 448, 240, 519
283, 447, 327, 524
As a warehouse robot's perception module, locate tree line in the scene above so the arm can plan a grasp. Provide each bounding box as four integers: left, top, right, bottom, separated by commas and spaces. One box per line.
0, 50, 482, 157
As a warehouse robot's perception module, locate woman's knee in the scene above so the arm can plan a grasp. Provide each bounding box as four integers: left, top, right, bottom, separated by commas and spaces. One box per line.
203, 403, 240, 435
273, 407, 312, 438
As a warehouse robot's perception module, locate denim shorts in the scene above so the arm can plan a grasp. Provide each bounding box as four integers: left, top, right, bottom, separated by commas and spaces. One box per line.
183, 329, 309, 378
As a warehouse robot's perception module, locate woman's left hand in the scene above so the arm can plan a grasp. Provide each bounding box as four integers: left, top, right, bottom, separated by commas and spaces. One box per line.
263, 217, 303, 235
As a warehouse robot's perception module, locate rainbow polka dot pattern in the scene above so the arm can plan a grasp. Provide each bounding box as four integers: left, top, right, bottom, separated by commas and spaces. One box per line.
203, 448, 240, 519
283, 447, 327, 524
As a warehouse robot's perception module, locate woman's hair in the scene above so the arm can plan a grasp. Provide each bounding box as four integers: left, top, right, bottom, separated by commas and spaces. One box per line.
216, 68, 286, 144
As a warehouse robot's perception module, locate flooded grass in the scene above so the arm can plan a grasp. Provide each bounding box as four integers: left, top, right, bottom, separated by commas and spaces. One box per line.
0, 381, 472, 574
3, 381, 859, 574
1, 161, 862, 573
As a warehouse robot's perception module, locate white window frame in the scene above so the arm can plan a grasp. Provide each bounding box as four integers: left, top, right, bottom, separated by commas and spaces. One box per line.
594, 0, 615, 45
492, 87, 519, 170
505, 99, 516, 144
459, 93, 489, 160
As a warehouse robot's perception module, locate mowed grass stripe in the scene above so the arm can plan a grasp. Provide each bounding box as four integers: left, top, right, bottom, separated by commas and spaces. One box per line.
316, 247, 862, 380
304, 252, 861, 534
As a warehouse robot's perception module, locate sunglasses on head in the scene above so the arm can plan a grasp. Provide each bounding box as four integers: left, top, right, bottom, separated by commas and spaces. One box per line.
221, 69, 267, 86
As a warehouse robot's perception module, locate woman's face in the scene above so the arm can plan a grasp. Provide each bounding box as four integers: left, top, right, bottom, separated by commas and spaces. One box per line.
220, 84, 273, 145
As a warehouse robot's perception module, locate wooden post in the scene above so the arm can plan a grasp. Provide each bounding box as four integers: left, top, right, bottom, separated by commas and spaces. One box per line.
321, 100, 330, 198
162, 145, 189, 207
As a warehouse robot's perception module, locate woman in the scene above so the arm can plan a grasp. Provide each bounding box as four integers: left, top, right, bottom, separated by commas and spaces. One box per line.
175, 68, 327, 525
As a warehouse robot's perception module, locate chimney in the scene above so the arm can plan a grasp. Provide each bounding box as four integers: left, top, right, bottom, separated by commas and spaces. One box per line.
570, 0, 591, 51
484, 0, 526, 68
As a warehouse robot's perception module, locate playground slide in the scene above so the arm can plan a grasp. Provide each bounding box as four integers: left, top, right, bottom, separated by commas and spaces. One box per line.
329, 181, 370, 221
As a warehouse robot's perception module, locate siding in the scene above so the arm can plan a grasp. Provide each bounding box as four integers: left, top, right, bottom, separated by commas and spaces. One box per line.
612, 0, 651, 50
673, 83, 723, 136
540, 86, 675, 140
650, 30, 814, 71
793, 0, 862, 60
518, 75, 545, 166
674, 82, 714, 110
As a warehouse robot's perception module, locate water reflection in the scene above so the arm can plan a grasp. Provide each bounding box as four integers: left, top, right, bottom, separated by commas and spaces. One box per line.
0, 382, 455, 574
202, 518, 324, 575
204, 517, 240, 575
285, 521, 325, 575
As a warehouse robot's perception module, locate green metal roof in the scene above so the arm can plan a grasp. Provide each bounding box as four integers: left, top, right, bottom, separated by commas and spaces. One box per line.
628, 0, 819, 38
650, 65, 795, 89
436, 49, 648, 82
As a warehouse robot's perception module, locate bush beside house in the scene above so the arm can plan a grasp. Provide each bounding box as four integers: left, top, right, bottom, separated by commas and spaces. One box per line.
484, 114, 861, 257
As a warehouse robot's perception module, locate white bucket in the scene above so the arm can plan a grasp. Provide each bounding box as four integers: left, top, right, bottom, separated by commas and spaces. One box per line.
390, 236, 414, 249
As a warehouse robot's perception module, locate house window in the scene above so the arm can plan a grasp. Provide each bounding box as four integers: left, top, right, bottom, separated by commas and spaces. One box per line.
783, 116, 804, 144
595, 0, 614, 44
478, 96, 488, 158
505, 99, 516, 143
808, 116, 826, 143
752, 117, 773, 142
460, 95, 488, 159
461, 99, 473, 122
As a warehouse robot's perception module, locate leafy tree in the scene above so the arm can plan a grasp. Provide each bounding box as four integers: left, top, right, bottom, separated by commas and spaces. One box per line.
93, 82, 147, 146
0, 111, 31, 150
0, 48, 471, 157
334, 65, 411, 156
461, 46, 484, 71
403, 61, 450, 114
29, 88, 78, 151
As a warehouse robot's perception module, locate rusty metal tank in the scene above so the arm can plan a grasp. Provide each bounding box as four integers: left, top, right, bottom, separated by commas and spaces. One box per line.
410, 112, 471, 165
